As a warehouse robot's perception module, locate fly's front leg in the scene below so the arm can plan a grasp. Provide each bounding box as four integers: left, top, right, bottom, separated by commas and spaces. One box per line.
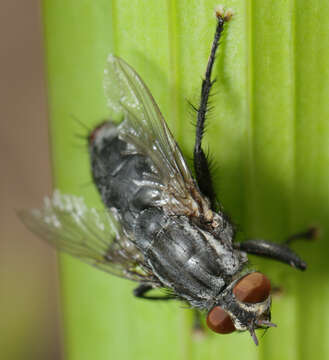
234, 227, 317, 271
193, 10, 232, 209
133, 284, 175, 301
235, 240, 307, 270
284, 227, 318, 245
192, 310, 206, 339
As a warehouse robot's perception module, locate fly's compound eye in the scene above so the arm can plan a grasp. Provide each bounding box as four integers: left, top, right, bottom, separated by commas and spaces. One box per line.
233, 272, 271, 303
206, 306, 235, 334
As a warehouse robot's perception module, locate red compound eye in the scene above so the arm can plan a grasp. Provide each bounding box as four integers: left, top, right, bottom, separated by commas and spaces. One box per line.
206, 306, 235, 334
233, 272, 271, 303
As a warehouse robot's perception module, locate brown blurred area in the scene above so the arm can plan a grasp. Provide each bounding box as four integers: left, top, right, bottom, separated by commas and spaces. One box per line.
0, 1, 61, 359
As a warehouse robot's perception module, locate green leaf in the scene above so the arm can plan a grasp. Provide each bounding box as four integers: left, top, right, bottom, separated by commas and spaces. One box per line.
42, 0, 329, 359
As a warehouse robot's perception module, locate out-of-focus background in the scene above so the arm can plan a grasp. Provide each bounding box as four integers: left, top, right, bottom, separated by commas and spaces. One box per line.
0, 1, 61, 359
2, 1, 329, 360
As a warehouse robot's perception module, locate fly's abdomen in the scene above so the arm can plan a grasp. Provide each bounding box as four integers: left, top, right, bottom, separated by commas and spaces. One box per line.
89, 121, 162, 230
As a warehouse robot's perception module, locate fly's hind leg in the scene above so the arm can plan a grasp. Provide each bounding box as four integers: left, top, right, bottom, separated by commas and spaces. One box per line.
193, 9, 232, 208
234, 227, 317, 271
133, 284, 175, 301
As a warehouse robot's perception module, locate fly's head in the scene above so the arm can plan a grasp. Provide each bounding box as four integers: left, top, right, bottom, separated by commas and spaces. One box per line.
206, 272, 275, 345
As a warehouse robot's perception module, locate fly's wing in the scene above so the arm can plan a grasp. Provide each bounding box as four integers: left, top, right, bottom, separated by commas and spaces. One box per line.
104, 55, 210, 218
18, 190, 155, 283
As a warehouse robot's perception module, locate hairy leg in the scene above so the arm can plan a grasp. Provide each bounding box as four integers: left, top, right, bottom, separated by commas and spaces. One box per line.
193, 10, 232, 208
133, 284, 175, 301
234, 227, 317, 270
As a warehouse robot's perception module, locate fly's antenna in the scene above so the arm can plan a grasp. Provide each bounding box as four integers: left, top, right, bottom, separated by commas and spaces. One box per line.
193, 6, 233, 209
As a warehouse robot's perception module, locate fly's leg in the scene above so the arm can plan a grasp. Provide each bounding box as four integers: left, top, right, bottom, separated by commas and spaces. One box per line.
235, 240, 307, 270
193, 9, 232, 208
192, 310, 206, 339
284, 227, 318, 245
133, 284, 175, 301
234, 227, 317, 271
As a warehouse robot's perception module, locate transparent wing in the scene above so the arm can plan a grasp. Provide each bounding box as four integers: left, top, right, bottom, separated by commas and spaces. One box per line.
104, 55, 210, 218
18, 190, 155, 283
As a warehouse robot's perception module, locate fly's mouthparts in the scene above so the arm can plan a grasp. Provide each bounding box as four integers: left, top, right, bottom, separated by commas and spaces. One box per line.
249, 328, 259, 346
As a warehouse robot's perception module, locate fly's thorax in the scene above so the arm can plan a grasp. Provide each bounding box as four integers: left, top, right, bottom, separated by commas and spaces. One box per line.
132, 210, 248, 307
207, 271, 273, 336
197, 226, 246, 279
209, 211, 235, 245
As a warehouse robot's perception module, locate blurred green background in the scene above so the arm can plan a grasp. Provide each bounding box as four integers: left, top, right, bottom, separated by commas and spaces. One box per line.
1, 0, 328, 359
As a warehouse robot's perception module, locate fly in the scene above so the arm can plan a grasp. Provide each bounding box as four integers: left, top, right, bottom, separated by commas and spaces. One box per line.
19, 6, 315, 345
